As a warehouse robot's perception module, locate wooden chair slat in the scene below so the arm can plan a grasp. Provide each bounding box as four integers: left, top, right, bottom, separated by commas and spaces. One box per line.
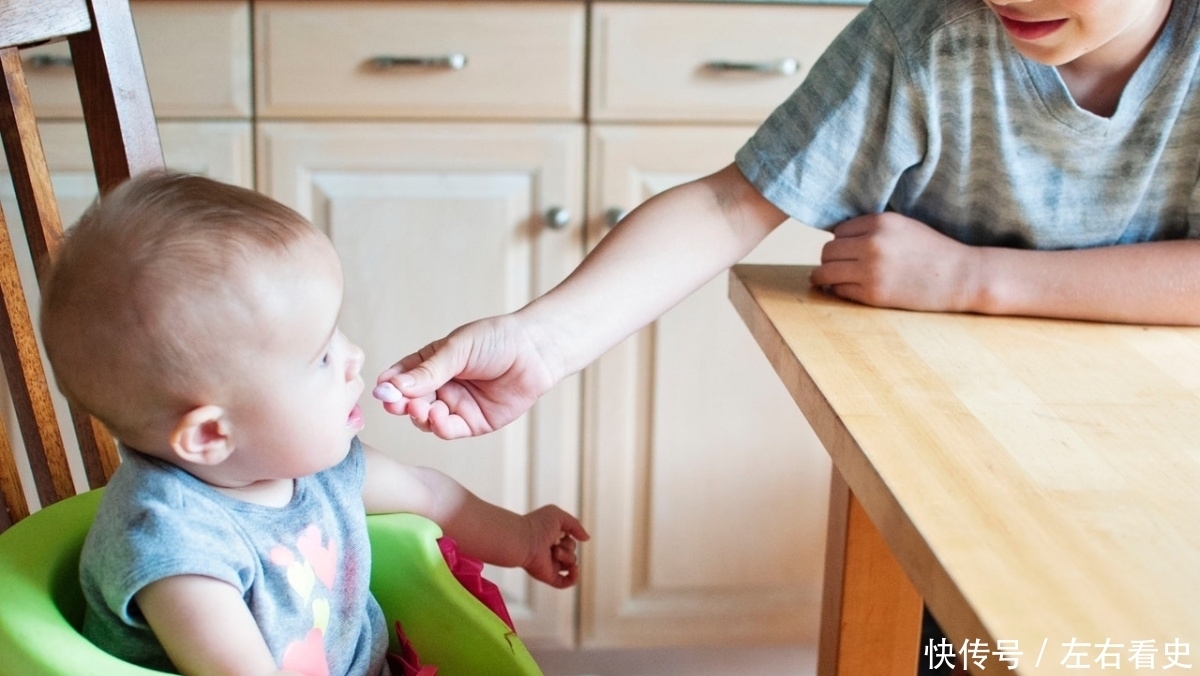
0, 0, 90, 51
73, 411, 118, 488
0, 210, 72, 508
0, 404, 24, 527
70, 0, 162, 193
0, 48, 120, 491
0, 48, 64, 279
0, 48, 75, 509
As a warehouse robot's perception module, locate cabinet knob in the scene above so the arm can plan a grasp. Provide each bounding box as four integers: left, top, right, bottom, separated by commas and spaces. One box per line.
367, 54, 468, 71
544, 207, 571, 230
605, 207, 627, 228
703, 57, 799, 77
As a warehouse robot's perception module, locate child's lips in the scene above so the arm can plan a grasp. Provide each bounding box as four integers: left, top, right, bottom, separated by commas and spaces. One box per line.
348, 403, 364, 430
998, 15, 1068, 41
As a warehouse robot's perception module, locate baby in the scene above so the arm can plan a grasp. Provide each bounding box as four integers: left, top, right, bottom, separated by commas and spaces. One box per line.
39, 171, 588, 676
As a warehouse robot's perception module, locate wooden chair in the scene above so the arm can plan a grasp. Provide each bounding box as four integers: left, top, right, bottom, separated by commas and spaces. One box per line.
0, 4, 544, 675
0, 0, 163, 532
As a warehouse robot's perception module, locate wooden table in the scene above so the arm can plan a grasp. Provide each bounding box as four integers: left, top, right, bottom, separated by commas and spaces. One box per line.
728, 264, 1200, 676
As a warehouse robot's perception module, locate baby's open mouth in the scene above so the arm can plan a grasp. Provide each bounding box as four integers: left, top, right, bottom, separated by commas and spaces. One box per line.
348, 404, 364, 429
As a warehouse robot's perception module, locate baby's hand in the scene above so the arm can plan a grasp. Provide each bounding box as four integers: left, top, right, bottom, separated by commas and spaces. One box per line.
521, 505, 590, 588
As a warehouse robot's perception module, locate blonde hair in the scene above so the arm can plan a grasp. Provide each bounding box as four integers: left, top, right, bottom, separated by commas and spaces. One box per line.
40, 171, 318, 446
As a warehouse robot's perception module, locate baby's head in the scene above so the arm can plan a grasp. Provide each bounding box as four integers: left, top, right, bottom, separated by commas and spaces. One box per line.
41, 172, 362, 470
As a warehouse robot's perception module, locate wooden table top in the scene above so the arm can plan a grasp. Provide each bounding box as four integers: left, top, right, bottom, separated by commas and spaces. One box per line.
729, 264, 1200, 674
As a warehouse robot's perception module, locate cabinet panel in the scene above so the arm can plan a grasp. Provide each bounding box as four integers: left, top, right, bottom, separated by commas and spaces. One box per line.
255, 1, 585, 120
22, 1, 252, 119
582, 124, 833, 649
590, 2, 858, 123
256, 121, 585, 648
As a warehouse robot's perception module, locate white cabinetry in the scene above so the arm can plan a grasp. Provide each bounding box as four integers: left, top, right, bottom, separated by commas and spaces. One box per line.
581, 2, 857, 650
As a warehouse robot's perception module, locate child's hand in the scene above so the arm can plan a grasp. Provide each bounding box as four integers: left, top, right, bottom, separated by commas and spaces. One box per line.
812, 212, 980, 314
375, 313, 562, 440
521, 505, 590, 588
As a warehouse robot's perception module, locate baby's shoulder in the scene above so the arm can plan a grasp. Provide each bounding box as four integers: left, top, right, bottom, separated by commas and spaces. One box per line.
89, 452, 235, 548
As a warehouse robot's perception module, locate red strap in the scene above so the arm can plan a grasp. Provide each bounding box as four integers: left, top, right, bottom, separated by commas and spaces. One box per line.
385, 536, 518, 675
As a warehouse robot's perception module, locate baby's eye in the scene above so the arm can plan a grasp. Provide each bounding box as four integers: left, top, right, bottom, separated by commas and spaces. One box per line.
320, 351, 331, 367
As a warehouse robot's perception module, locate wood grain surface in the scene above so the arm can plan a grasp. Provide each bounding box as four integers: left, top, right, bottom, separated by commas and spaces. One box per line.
730, 264, 1200, 675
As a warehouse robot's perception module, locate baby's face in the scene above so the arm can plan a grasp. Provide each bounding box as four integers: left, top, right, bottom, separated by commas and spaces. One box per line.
220, 233, 366, 481
984, 0, 1171, 70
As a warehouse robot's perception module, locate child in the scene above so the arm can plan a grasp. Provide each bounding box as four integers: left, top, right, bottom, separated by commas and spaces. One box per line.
39, 172, 589, 676
374, 0, 1199, 439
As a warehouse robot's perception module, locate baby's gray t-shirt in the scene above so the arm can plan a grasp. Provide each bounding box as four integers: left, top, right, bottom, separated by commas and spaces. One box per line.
80, 438, 387, 676
736, 0, 1200, 249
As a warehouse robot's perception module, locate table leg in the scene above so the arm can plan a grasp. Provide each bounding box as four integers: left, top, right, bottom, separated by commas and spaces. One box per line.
817, 470, 923, 676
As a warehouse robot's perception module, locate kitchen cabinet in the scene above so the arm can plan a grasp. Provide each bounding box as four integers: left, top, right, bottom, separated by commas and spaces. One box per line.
582, 125, 833, 648
582, 3, 855, 649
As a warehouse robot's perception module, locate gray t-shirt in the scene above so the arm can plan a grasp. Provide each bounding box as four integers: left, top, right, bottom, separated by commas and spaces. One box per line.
81, 438, 388, 676
736, 0, 1200, 249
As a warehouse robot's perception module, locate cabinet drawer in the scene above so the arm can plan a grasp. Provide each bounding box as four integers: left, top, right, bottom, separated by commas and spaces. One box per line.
22, 1, 251, 119
590, 2, 860, 123
255, 1, 585, 120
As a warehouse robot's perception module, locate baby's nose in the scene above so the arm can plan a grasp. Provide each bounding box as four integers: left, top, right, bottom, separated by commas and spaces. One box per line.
346, 342, 365, 378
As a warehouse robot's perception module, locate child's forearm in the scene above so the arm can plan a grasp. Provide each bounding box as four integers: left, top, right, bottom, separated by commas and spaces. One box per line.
518, 162, 788, 379
409, 466, 533, 567
973, 239, 1200, 325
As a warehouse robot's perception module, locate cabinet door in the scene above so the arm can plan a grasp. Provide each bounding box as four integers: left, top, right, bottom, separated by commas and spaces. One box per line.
0, 120, 253, 511
257, 121, 585, 648
582, 124, 833, 649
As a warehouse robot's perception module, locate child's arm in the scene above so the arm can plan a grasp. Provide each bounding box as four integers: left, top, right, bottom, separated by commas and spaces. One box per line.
360, 443, 589, 587
811, 211, 1200, 325
376, 162, 788, 439
136, 575, 302, 676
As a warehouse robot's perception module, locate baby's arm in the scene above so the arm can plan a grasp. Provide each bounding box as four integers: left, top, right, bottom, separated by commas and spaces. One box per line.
136, 575, 302, 676
360, 443, 589, 587
812, 211, 1200, 325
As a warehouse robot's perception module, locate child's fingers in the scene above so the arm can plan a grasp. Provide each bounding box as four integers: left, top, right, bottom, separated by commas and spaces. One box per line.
560, 518, 591, 542
556, 564, 579, 587
551, 542, 581, 584
553, 535, 578, 555
552, 542, 577, 565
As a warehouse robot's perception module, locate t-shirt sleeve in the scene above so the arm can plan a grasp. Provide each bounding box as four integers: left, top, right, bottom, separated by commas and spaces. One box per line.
735, 4, 927, 229
82, 467, 256, 629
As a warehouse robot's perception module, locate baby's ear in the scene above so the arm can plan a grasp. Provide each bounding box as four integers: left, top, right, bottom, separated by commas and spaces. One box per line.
169, 405, 233, 466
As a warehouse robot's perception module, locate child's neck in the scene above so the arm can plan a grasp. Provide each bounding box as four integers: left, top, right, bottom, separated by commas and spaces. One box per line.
1058, 63, 1137, 117
1057, 1, 1172, 117
210, 478, 295, 508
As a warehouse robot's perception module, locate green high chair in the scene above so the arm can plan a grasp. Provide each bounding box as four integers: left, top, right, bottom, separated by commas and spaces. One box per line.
0, 490, 543, 676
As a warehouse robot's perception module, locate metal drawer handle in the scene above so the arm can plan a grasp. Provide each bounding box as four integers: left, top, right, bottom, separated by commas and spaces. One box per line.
367, 54, 468, 71
25, 53, 73, 69
703, 57, 799, 76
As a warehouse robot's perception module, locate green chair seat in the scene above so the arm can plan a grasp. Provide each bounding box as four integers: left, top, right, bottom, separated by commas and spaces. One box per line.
0, 490, 542, 676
